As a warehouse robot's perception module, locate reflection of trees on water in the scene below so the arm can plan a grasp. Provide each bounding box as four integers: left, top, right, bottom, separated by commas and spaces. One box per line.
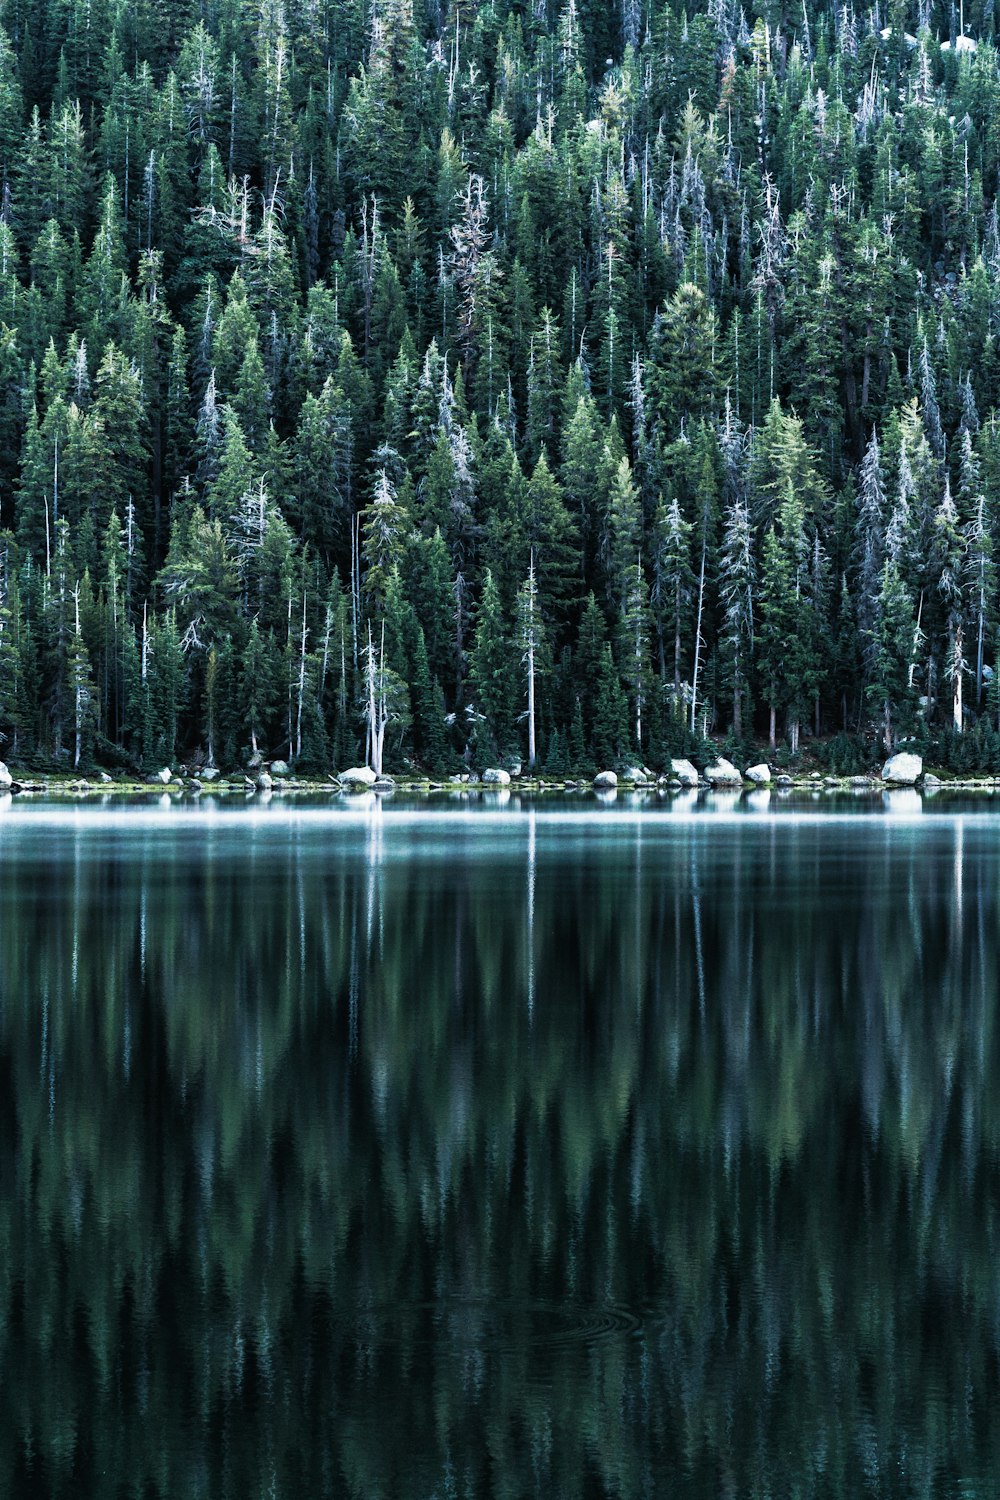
0, 816, 998, 1497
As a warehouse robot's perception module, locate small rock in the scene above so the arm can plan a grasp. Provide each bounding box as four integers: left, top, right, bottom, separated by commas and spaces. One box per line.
670, 759, 699, 787
201, 766, 220, 782
482, 768, 511, 785
593, 770, 618, 789
704, 758, 742, 786
339, 765, 378, 790
923, 772, 941, 787
270, 759, 290, 776
156, 767, 173, 784
187, 778, 203, 792
882, 751, 922, 786
744, 763, 772, 785
373, 776, 396, 792
776, 774, 793, 787
849, 775, 875, 788
256, 771, 273, 792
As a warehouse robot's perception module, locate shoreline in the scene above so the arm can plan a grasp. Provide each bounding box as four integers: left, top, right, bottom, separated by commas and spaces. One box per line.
5, 773, 1000, 798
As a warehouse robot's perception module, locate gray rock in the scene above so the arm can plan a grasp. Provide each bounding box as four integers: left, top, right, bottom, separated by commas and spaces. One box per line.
98, 771, 113, 784
882, 751, 922, 786
593, 770, 618, 789
373, 776, 396, 792
256, 771, 273, 792
744, 763, 772, 785
776, 774, 794, 787
704, 758, 742, 786
482, 767, 511, 785
923, 772, 941, 787
0, 762, 12, 788
270, 759, 290, 776
670, 758, 700, 787
156, 766, 173, 784
339, 765, 378, 790
849, 775, 876, 788
201, 766, 220, 782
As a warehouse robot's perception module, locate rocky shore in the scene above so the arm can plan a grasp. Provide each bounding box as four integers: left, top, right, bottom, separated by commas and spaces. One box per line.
4, 752, 1000, 800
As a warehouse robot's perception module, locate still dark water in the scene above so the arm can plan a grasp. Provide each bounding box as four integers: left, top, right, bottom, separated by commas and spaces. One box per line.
2, 792, 1000, 1499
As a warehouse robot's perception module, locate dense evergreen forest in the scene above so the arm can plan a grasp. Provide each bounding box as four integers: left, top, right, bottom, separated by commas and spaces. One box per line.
2, 0, 1000, 775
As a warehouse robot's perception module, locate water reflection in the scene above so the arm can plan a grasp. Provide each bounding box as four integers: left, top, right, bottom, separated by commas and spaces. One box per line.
0, 807, 998, 1498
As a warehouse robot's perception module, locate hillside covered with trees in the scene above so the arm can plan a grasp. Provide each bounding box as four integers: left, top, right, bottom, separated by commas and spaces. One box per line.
0, 0, 999, 775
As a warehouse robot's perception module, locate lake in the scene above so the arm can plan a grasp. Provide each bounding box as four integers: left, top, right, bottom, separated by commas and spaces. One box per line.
1, 792, 999, 1498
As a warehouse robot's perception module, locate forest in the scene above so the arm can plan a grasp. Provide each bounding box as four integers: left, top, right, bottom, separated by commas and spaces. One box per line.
1, 0, 1000, 775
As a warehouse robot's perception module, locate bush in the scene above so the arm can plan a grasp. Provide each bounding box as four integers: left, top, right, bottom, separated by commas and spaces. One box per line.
818, 733, 871, 776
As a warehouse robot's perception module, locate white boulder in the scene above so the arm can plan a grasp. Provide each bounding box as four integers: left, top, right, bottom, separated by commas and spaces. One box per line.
156, 767, 172, 784
704, 758, 742, 786
270, 759, 290, 776
593, 771, 618, 789
482, 768, 511, 785
339, 765, 378, 790
670, 758, 699, 787
256, 770, 273, 792
881, 752, 922, 786
744, 763, 772, 785
0, 762, 11, 788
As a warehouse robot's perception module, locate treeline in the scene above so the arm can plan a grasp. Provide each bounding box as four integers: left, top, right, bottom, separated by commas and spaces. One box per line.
1, 0, 1000, 772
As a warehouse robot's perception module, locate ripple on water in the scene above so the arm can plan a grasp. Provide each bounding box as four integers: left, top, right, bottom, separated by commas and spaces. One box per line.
343, 1298, 642, 1356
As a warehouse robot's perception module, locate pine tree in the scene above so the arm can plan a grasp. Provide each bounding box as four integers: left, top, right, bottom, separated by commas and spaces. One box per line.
67, 581, 97, 768
361, 469, 408, 612
469, 569, 515, 762
868, 560, 917, 752
650, 496, 693, 700
719, 493, 754, 739
515, 555, 548, 769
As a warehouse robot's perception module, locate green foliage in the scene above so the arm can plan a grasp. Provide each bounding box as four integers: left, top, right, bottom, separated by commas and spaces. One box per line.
0, 0, 995, 772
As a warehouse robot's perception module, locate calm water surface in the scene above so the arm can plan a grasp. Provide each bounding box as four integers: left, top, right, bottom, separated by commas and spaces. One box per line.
2, 792, 999, 1498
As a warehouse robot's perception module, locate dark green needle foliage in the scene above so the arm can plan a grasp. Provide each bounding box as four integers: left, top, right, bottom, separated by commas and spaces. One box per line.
0, 0, 998, 772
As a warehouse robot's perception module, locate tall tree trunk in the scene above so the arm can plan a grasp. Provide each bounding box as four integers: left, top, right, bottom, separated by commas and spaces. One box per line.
908, 589, 924, 690
690, 529, 707, 734
295, 588, 308, 761
526, 636, 536, 769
